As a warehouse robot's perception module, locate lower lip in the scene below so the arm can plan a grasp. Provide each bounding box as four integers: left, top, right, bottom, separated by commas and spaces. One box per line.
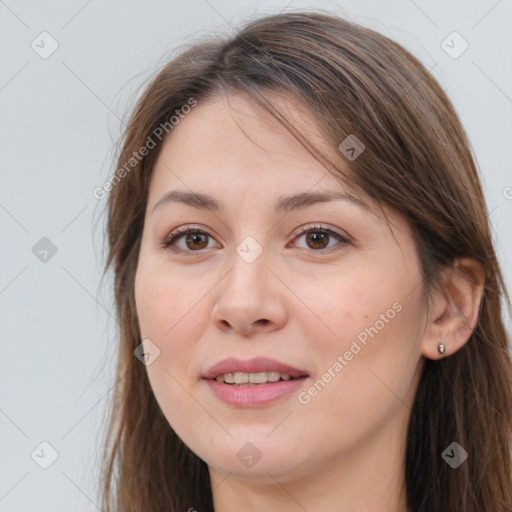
204, 378, 308, 407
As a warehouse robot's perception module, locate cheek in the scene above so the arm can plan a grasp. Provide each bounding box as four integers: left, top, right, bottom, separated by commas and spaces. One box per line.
295, 262, 423, 416
135, 261, 208, 341
293, 261, 399, 347
134, 260, 217, 404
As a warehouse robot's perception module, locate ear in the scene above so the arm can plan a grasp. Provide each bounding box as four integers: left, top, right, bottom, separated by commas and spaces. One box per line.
421, 257, 484, 360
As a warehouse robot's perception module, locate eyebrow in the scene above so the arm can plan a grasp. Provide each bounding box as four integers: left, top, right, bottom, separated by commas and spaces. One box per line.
151, 189, 369, 215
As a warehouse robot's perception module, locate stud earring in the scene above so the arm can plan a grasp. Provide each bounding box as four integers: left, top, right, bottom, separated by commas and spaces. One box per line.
438, 342, 446, 355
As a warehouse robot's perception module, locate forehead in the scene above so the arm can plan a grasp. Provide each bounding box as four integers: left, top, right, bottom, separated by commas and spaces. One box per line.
149, 91, 359, 203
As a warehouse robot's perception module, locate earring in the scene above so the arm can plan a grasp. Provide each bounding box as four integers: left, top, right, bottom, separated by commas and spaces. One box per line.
438, 342, 446, 355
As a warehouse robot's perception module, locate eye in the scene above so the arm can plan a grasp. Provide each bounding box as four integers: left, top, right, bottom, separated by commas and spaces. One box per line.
161, 225, 218, 253
161, 224, 349, 255
290, 224, 349, 254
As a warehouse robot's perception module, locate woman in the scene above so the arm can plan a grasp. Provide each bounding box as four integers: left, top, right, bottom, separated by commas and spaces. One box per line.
100, 9, 512, 511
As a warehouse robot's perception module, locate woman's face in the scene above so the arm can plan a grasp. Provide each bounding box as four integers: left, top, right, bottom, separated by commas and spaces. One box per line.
134, 92, 427, 485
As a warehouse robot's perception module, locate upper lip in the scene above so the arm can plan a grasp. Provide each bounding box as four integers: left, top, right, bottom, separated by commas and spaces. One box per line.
204, 357, 309, 380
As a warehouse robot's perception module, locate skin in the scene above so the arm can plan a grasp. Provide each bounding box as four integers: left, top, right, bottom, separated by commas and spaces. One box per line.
134, 91, 483, 511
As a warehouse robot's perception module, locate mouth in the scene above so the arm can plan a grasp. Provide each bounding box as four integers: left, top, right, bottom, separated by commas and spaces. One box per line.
204, 356, 309, 382
203, 357, 309, 407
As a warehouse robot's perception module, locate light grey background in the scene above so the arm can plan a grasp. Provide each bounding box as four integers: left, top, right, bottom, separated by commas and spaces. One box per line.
1, 0, 511, 510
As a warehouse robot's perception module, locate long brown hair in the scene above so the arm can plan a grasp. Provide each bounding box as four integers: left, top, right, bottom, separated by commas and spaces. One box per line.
99, 9, 512, 511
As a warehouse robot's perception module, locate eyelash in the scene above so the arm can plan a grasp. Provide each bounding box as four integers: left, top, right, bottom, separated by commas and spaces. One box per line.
160, 224, 350, 256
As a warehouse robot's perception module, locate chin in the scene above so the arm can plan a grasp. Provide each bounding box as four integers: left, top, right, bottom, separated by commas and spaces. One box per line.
192, 434, 314, 483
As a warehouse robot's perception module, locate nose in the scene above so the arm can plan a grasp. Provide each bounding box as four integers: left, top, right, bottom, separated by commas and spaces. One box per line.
211, 249, 288, 337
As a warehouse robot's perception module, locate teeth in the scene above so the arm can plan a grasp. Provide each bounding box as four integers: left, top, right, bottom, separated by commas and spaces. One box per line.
248, 372, 267, 384
234, 372, 249, 384
267, 371, 280, 382
216, 373, 233, 383
215, 371, 294, 384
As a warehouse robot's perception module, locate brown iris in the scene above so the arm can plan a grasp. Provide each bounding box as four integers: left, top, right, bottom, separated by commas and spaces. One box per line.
305, 231, 329, 250
185, 232, 209, 250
